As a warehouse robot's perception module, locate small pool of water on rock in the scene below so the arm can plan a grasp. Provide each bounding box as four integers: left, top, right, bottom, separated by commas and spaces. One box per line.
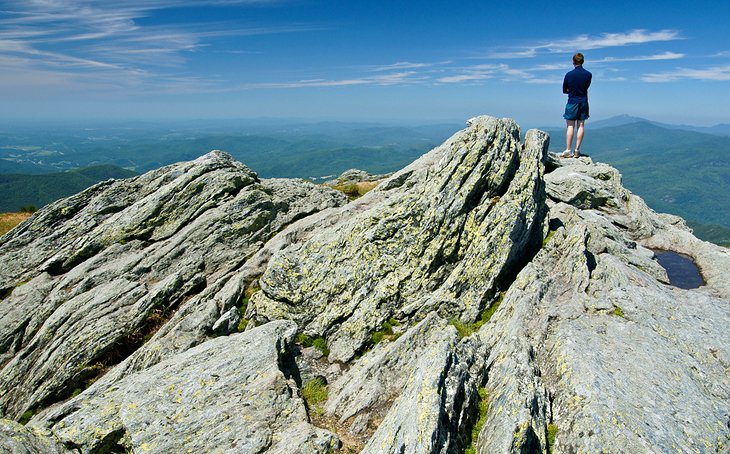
652, 250, 704, 289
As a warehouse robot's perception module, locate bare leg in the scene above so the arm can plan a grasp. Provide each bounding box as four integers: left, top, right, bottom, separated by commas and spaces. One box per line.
575, 120, 585, 152
565, 120, 576, 151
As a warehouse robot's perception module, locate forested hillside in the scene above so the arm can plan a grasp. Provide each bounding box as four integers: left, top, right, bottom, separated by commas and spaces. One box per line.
0, 165, 137, 212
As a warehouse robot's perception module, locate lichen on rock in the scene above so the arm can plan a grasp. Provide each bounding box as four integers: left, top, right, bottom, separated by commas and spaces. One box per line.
248, 116, 549, 362
1, 117, 729, 453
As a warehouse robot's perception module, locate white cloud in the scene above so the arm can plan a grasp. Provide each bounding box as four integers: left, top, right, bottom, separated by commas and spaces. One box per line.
486, 49, 537, 59
533, 63, 567, 71
485, 29, 682, 61
435, 64, 503, 83
540, 29, 681, 52
525, 78, 561, 84
0, 0, 315, 94
593, 51, 685, 63
642, 65, 730, 82
371, 61, 433, 72
239, 78, 366, 89
242, 71, 427, 89
436, 63, 542, 84
437, 73, 491, 83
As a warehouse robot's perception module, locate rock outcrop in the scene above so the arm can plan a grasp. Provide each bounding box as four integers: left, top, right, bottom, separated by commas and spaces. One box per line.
0, 151, 346, 420
323, 312, 484, 452
248, 117, 548, 362
475, 155, 730, 452
0, 116, 728, 453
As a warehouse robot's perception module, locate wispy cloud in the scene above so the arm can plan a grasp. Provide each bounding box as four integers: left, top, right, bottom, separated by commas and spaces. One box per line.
371, 61, 434, 72
0, 0, 314, 94
525, 77, 561, 85
436, 63, 544, 84
436, 64, 504, 84
642, 65, 730, 82
533, 63, 567, 71
593, 51, 685, 63
486, 29, 682, 60
540, 29, 681, 52
437, 73, 491, 83
243, 71, 427, 89
487, 49, 537, 59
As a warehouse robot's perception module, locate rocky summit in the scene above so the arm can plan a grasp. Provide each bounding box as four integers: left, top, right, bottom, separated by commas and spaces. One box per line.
0, 116, 728, 453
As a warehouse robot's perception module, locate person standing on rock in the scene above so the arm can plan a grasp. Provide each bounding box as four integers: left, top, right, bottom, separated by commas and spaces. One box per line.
561, 52, 592, 158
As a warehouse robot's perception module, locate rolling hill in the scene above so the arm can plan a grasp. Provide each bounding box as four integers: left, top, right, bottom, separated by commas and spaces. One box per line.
1, 119, 728, 246
0, 165, 137, 213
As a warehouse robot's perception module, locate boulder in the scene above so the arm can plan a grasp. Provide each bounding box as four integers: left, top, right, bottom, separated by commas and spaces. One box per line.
361, 322, 483, 454
325, 168, 392, 186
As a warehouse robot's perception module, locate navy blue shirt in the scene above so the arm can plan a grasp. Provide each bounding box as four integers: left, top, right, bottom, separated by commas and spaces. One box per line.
563, 66, 592, 104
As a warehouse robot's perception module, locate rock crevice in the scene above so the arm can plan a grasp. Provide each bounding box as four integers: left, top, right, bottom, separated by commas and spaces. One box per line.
0, 116, 728, 453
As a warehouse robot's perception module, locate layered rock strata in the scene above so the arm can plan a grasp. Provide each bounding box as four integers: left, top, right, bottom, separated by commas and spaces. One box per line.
474, 155, 730, 452
248, 117, 548, 362
0, 116, 727, 453
0, 151, 346, 420
36, 321, 338, 453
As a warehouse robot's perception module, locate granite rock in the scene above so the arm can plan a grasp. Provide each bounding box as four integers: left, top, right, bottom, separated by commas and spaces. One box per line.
249, 116, 548, 362
35, 321, 339, 453
1, 120, 729, 453
0, 151, 346, 420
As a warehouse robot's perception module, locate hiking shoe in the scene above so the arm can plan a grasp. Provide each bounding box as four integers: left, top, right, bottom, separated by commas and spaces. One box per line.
573, 150, 581, 158
560, 149, 572, 158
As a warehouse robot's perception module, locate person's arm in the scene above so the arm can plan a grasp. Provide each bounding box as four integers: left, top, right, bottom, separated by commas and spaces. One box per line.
586, 72, 592, 90
563, 74, 569, 94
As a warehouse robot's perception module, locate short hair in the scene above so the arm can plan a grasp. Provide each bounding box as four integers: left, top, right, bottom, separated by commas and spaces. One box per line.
573, 53, 585, 66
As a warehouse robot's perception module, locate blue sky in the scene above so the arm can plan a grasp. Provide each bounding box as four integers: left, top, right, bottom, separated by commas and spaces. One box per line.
1, 0, 729, 126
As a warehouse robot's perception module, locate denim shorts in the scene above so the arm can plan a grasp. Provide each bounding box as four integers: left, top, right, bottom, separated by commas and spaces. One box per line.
563, 102, 590, 120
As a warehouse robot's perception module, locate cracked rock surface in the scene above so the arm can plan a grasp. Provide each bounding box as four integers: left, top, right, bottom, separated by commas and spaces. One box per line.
248, 116, 548, 362
0, 151, 346, 420
36, 320, 338, 453
474, 155, 730, 453
1, 117, 728, 453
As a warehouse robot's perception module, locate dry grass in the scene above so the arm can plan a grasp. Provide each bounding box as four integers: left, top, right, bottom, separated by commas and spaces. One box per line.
309, 411, 370, 453
331, 180, 381, 200
0, 212, 32, 236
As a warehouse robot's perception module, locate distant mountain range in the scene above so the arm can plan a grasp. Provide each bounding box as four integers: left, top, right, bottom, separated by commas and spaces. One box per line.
1, 117, 728, 246
590, 114, 730, 136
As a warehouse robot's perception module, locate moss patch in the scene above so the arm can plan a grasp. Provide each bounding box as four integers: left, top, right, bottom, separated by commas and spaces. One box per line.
611, 305, 625, 317
450, 292, 505, 339
465, 387, 489, 454
547, 423, 558, 452
301, 377, 328, 416
236, 279, 260, 332
542, 229, 557, 247
312, 337, 330, 357
19, 409, 36, 425
368, 318, 403, 346
297, 333, 330, 357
